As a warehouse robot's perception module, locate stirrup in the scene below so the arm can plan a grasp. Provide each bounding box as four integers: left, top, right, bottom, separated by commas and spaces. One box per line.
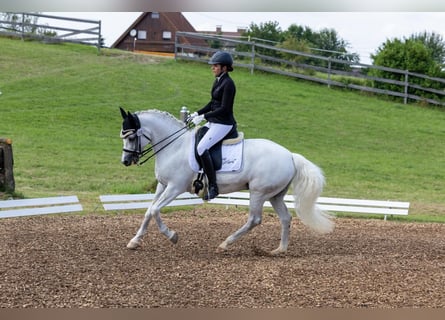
193, 172, 205, 195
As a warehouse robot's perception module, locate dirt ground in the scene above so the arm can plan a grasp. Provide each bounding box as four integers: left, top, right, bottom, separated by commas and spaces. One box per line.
0, 208, 444, 308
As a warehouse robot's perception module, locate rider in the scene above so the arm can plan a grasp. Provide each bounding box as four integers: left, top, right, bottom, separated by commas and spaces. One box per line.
189, 51, 237, 200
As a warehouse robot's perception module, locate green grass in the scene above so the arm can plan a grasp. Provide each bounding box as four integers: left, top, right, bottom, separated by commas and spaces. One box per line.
0, 37, 444, 221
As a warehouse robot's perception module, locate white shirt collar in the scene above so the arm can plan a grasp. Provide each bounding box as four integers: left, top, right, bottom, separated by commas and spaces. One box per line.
216, 72, 226, 82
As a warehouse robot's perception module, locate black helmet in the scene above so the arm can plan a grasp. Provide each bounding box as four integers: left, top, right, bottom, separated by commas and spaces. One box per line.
208, 51, 233, 71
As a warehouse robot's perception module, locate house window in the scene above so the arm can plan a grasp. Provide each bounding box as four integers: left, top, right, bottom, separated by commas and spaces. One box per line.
162, 31, 172, 40
151, 12, 159, 19
138, 30, 147, 40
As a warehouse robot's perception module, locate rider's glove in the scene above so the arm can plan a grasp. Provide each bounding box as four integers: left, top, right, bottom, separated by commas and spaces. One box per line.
186, 112, 198, 125
192, 114, 205, 126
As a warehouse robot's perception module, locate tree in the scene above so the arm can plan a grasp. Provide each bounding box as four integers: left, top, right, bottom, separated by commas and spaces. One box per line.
246, 20, 283, 43
370, 37, 444, 99
236, 20, 359, 69
311, 28, 359, 64
283, 24, 316, 44
371, 38, 444, 76
283, 24, 359, 69
0, 12, 58, 39
277, 36, 311, 63
242, 21, 283, 58
408, 31, 445, 69
0, 12, 39, 33
314, 29, 348, 54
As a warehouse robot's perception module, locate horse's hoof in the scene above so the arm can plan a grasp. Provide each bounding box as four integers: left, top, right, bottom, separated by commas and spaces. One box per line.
270, 248, 287, 256
127, 240, 141, 250
216, 242, 228, 253
169, 232, 178, 244
215, 246, 226, 253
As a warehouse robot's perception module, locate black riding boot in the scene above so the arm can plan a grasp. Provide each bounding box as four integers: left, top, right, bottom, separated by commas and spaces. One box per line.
200, 150, 219, 200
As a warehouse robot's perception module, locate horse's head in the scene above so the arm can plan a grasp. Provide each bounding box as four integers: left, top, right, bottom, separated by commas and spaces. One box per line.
119, 107, 149, 166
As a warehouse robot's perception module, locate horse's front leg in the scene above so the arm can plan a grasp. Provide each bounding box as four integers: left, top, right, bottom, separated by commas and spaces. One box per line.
126, 206, 155, 249
129, 185, 183, 249
151, 186, 184, 244
127, 183, 166, 250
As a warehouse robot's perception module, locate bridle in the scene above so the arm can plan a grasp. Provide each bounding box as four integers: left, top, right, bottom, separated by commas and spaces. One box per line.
120, 127, 151, 159
120, 117, 191, 166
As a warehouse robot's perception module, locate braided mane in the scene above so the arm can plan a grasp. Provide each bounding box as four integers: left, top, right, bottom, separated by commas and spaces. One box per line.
136, 109, 184, 127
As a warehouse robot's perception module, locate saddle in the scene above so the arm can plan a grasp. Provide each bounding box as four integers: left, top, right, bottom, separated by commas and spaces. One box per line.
192, 125, 242, 196
193, 125, 241, 171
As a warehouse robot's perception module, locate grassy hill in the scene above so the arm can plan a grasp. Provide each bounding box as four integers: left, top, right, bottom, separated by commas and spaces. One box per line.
0, 37, 444, 219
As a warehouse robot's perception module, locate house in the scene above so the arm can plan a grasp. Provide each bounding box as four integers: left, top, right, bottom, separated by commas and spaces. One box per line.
111, 12, 206, 53
201, 25, 248, 38
197, 25, 248, 51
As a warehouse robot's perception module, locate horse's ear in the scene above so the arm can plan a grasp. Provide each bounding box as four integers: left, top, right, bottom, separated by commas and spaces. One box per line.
119, 107, 127, 119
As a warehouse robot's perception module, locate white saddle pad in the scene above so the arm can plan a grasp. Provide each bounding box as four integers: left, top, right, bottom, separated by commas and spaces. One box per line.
189, 134, 244, 173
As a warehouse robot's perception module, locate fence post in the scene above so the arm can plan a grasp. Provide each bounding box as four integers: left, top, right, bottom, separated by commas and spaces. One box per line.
0, 138, 15, 193
20, 12, 25, 40
404, 70, 409, 104
327, 58, 332, 88
174, 33, 178, 60
97, 20, 102, 53
250, 42, 255, 75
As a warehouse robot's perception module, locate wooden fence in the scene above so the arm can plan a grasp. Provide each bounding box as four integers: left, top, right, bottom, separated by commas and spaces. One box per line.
175, 32, 445, 107
0, 12, 102, 51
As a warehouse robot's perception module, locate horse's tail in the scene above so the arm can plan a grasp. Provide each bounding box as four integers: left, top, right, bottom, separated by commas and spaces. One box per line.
291, 153, 334, 234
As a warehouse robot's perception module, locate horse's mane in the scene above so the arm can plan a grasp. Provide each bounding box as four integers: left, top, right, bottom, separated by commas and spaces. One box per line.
136, 109, 184, 127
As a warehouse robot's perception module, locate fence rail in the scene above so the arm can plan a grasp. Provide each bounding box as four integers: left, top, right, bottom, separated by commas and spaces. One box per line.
175, 32, 445, 107
0, 12, 101, 51
99, 192, 409, 221
0, 195, 83, 218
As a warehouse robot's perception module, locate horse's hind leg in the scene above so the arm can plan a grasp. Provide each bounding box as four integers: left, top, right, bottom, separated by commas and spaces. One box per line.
218, 194, 264, 251
269, 194, 292, 255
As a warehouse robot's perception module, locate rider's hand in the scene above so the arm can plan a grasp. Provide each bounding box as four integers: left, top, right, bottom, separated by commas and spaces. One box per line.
186, 112, 198, 125
192, 115, 205, 126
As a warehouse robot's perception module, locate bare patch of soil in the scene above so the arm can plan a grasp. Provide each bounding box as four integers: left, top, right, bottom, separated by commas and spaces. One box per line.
0, 209, 444, 307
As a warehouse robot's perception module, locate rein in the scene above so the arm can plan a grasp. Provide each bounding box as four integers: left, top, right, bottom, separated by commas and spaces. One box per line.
121, 122, 191, 166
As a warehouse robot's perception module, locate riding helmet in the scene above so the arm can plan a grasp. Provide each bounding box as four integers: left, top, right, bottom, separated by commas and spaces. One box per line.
208, 51, 234, 71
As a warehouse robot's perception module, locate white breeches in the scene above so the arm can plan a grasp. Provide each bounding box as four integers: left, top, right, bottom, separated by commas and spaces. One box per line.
197, 122, 233, 156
